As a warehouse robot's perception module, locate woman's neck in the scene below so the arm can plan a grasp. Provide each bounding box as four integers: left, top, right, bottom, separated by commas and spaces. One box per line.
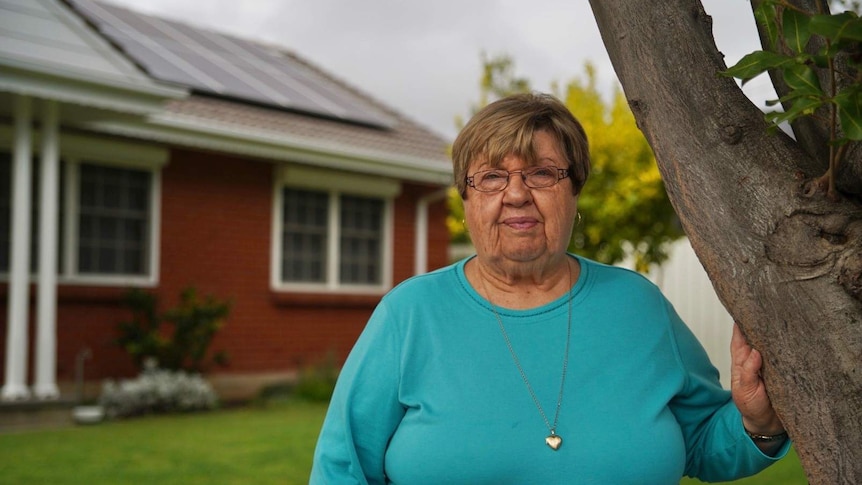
467, 255, 579, 310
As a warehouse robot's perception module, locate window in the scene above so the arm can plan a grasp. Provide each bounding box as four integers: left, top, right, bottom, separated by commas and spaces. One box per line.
339, 195, 383, 285
273, 166, 398, 293
0, 133, 165, 286
281, 188, 329, 283
77, 163, 151, 275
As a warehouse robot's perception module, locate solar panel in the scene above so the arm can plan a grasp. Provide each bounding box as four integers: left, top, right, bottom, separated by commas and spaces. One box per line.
68, 0, 396, 129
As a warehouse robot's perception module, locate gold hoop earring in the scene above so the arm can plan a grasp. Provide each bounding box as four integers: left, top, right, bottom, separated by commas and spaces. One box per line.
576, 212, 582, 226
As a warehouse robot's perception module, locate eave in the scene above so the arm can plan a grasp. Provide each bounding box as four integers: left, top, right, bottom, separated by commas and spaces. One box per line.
81, 112, 454, 186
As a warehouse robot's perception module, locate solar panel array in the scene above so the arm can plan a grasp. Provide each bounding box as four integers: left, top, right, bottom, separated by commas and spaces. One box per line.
69, 0, 396, 129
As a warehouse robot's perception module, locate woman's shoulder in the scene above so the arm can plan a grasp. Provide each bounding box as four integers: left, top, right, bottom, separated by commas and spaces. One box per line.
575, 255, 663, 298
574, 256, 676, 332
383, 259, 466, 303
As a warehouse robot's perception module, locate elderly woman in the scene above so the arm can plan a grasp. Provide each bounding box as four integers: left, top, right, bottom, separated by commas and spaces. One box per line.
311, 93, 789, 483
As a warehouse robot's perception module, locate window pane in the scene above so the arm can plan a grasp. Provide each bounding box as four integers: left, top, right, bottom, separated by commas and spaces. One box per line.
339, 195, 383, 285
123, 219, 143, 243
128, 185, 148, 211
281, 188, 329, 282
77, 163, 151, 275
123, 248, 142, 273
0, 153, 10, 272
98, 246, 113, 270
98, 216, 118, 239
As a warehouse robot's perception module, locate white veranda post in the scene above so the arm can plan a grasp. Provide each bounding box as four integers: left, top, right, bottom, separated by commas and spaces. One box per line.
2, 95, 33, 401
34, 100, 60, 399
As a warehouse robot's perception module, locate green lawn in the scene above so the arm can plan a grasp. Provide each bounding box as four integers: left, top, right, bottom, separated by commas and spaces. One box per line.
0, 401, 807, 484
0, 401, 327, 484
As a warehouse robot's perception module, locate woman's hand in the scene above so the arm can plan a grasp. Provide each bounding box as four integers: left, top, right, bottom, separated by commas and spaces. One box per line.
730, 323, 785, 438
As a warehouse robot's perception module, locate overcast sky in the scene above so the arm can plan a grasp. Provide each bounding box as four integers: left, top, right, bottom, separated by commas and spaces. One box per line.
99, 0, 776, 141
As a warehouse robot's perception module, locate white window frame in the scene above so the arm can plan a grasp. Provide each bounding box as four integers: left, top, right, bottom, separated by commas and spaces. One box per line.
271, 164, 400, 294
62, 157, 162, 287
0, 128, 166, 287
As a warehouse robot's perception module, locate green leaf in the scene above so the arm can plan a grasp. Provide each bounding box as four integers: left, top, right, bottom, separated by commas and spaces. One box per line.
783, 64, 822, 95
809, 12, 862, 42
835, 89, 862, 140
765, 96, 823, 126
790, 96, 824, 115
754, 2, 780, 49
811, 54, 830, 68
783, 8, 812, 54
723, 51, 793, 82
779, 85, 825, 101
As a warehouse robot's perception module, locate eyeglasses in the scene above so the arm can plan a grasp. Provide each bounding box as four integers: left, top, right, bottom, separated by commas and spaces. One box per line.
466, 166, 571, 193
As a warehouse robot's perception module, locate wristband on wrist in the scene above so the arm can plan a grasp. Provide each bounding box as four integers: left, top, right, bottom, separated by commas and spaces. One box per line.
744, 427, 788, 442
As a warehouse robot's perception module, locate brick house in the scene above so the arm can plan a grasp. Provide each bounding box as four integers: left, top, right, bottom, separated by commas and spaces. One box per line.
0, 0, 452, 401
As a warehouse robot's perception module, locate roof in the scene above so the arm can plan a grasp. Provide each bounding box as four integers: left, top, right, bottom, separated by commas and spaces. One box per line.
66, 0, 396, 129
0, 0, 185, 113
65, 0, 453, 184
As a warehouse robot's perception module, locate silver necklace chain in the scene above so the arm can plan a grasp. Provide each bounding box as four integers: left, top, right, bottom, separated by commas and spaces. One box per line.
482, 262, 573, 450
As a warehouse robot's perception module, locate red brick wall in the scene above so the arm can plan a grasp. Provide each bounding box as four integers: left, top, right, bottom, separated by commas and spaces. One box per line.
426, 192, 452, 270
0, 149, 451, 385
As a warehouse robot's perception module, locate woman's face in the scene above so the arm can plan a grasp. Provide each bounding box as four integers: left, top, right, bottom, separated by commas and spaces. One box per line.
463, 130, 579, 268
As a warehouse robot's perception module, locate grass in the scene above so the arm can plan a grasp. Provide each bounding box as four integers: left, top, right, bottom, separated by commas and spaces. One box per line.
0, 401, 807, 484
0, 401, 327, 484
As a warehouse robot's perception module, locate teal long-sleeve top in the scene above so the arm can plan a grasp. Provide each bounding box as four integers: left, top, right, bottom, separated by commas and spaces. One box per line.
311, 255, 789, 484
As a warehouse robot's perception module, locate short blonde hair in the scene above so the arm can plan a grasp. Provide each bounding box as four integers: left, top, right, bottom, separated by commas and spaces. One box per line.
452, 92, 590, 198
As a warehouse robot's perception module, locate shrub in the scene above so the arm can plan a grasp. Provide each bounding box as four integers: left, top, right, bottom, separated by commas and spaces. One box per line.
116, 287, 231, 373
293, 353, 339, 402
99, 361, 218, 419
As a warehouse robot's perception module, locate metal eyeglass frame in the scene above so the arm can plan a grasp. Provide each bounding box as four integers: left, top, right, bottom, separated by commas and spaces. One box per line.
466, 166, 571, 193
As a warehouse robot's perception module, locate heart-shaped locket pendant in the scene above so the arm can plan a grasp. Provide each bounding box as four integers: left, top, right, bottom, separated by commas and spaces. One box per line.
545, 434, 562, 450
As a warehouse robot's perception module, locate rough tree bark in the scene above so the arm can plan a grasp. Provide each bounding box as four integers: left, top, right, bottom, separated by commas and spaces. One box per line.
589, 1, 862, 484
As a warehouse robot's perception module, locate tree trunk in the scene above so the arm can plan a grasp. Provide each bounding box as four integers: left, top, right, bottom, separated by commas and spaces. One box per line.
588, 1, 862, 484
